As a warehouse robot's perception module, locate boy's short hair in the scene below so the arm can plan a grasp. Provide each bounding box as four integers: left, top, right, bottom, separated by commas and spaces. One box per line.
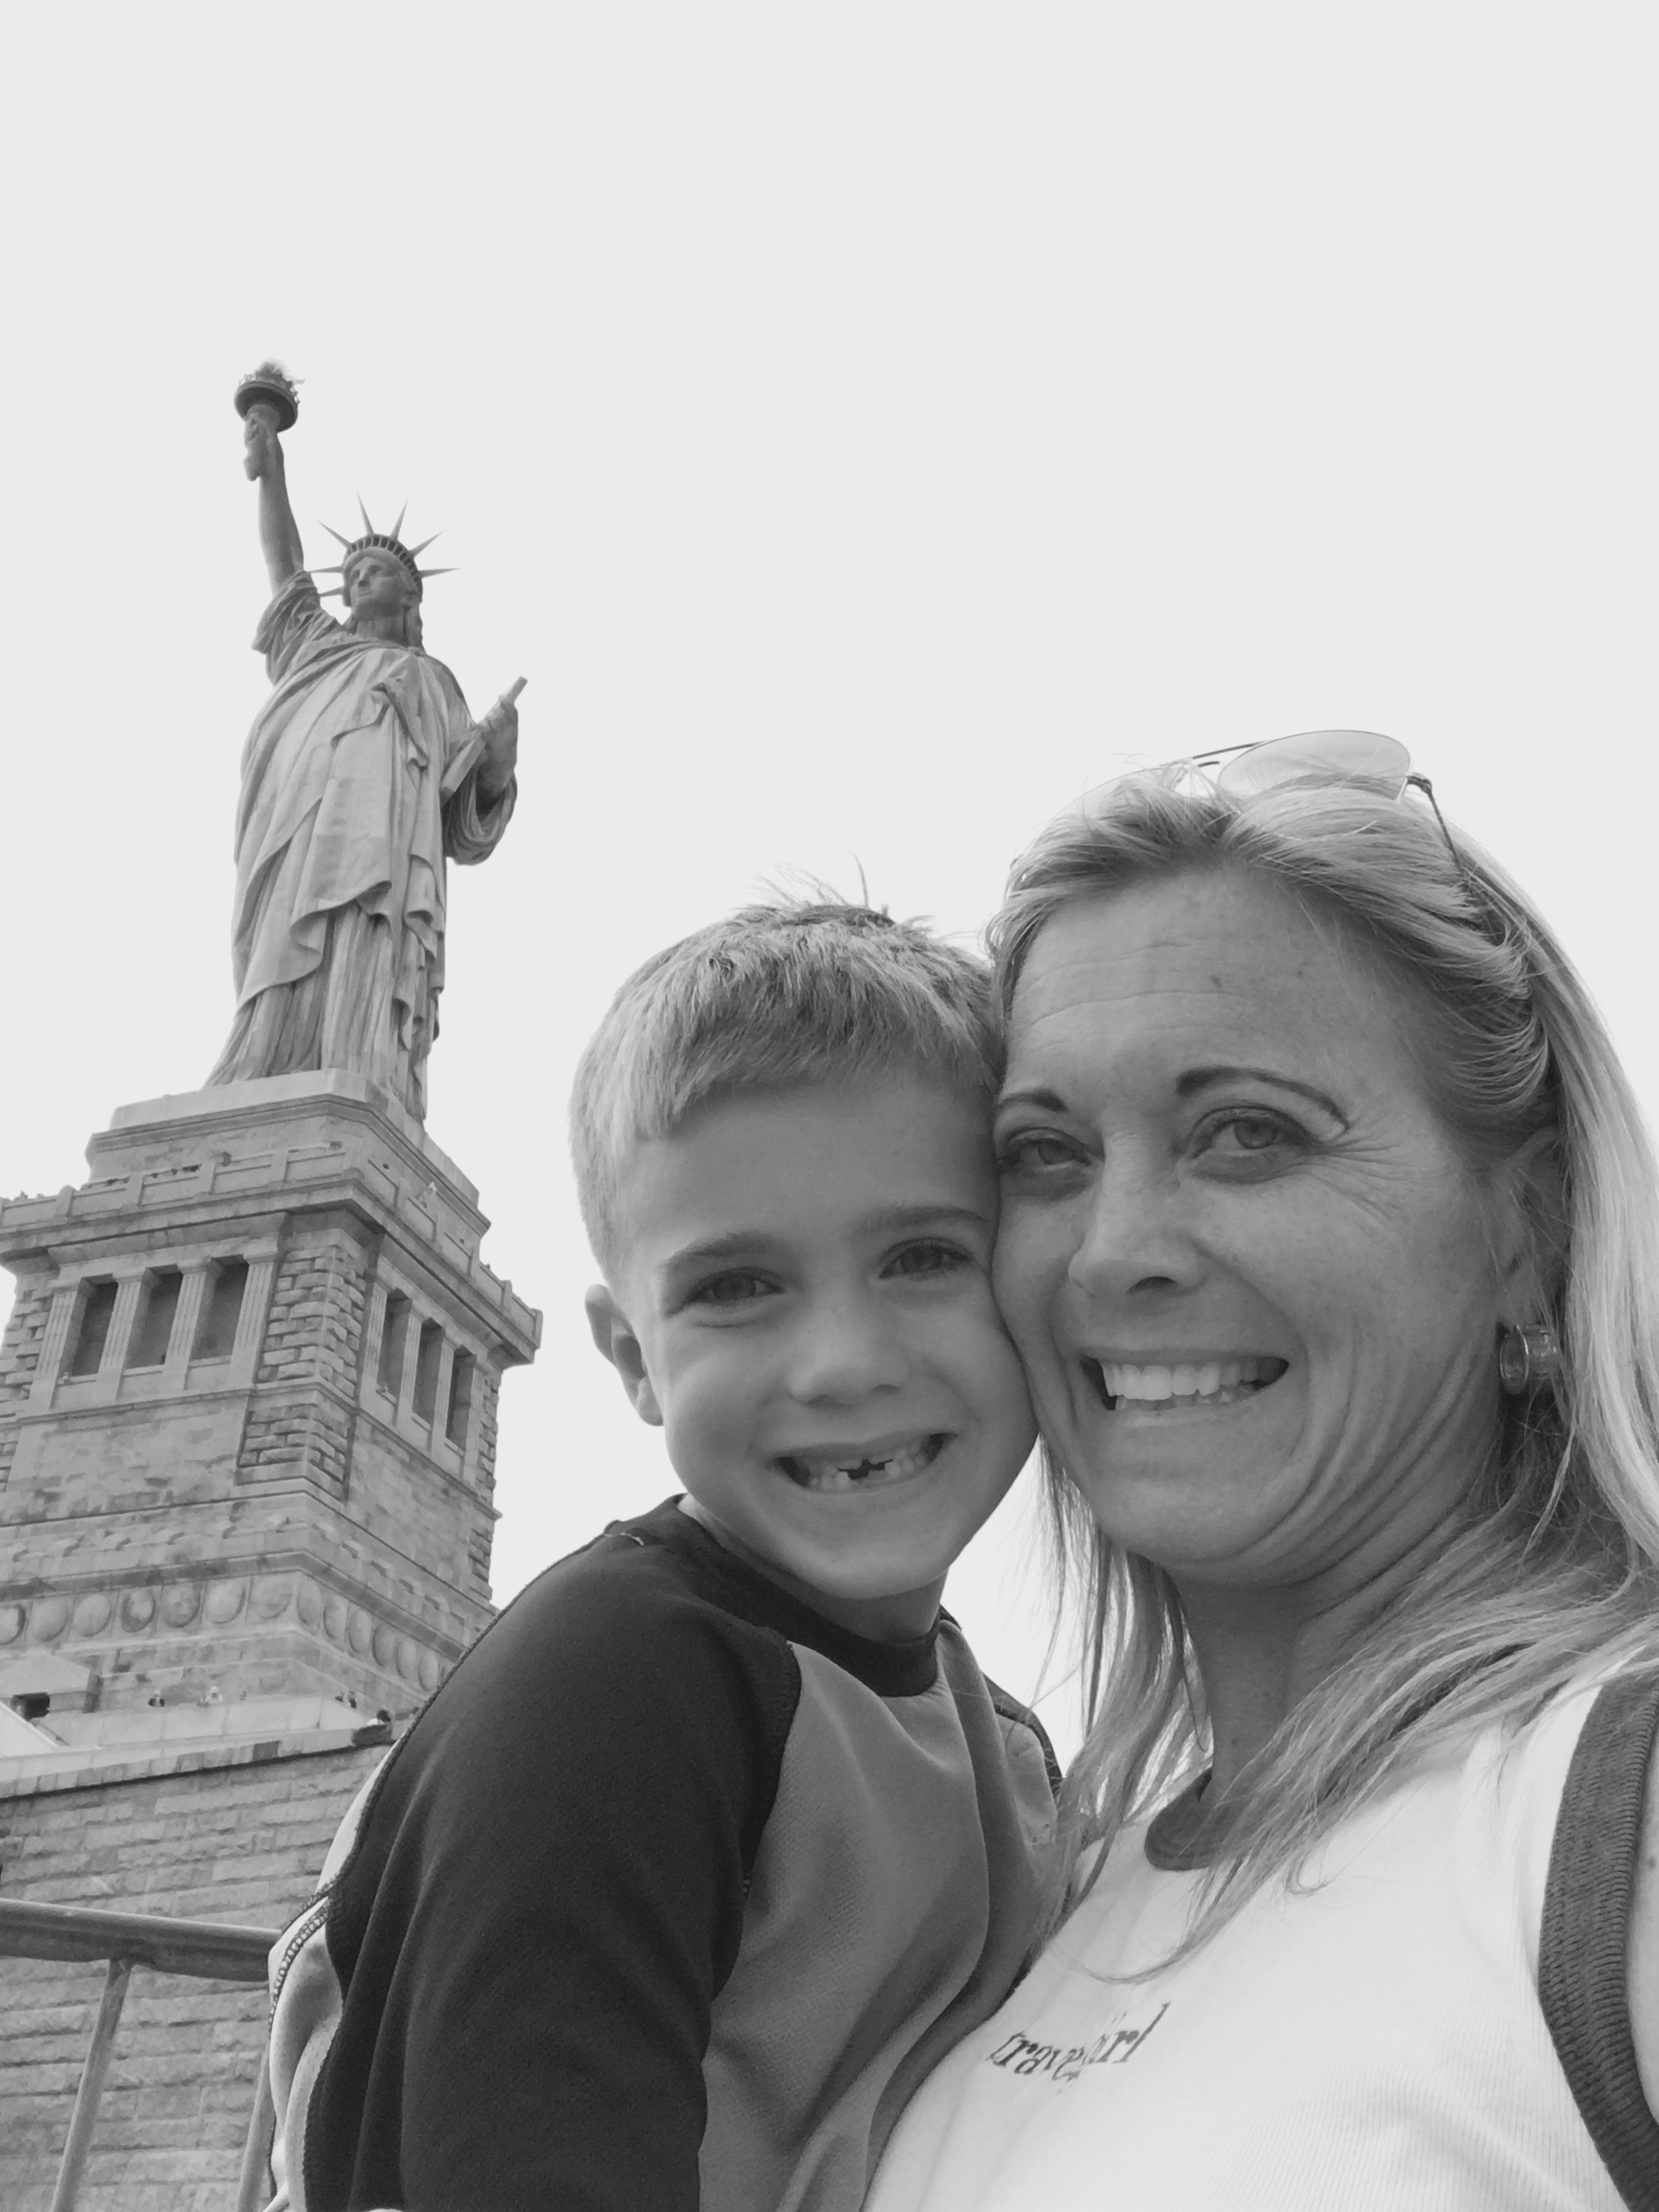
570, 899, 999, 1273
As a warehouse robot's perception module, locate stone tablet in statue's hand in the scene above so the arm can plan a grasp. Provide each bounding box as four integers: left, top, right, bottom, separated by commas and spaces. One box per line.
476, 681, 524, 798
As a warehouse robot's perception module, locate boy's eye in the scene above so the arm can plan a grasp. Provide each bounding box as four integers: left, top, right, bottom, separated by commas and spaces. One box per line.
884, 1239, 969, 1280
686, 1271, 775, 1308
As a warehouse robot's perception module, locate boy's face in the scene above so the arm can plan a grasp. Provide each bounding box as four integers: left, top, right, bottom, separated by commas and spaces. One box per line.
587, 1074, 1036, 1640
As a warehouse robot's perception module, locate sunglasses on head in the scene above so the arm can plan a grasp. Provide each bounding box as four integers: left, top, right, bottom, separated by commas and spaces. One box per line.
1092, 728, 1486, 921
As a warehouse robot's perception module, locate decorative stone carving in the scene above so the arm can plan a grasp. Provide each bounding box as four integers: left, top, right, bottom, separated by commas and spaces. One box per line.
160, 1583, 203, 1630
120, 1589, 156, 1632
251, 1577, 294, 1622
71, 1593, 114, 1638
204, 1580, 247, 1626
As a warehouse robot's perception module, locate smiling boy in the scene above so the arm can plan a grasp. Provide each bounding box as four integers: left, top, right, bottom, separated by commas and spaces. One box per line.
258, 901, 1056, 2212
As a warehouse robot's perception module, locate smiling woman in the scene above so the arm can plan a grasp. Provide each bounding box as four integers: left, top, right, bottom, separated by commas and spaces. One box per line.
992, 868, 1522, 1600
867, 761, 1659, 2211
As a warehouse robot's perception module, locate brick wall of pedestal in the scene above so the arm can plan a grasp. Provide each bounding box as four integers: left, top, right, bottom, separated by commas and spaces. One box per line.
0, 1263, 52, 1478
461, 1364, 500, 1595
0, 1738, 384, 2212
237, 1218, 371, 1489
474, 1363, 501, 1504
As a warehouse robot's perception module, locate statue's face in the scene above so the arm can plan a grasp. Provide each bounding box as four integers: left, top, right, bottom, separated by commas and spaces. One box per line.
345, 551, 413, 623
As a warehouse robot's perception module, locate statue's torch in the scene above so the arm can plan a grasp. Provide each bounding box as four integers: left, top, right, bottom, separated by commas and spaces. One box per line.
234, 362, 301, 477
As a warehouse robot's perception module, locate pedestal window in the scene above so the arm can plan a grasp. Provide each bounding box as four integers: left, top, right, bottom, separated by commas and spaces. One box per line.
444, 1350, 475, 1451
128, 1268, 184, 1369
66, 1280, 118, 1377
377, 1291, 411, 1400
412, 1320, 444, 1426
193, 1258, 249, 1362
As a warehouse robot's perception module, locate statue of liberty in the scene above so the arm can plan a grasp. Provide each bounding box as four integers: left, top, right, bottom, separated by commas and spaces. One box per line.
207, 366, 521, 1122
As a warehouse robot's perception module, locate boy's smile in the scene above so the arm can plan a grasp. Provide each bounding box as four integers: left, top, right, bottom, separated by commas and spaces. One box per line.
586, 1074, 1036, 1639
776, 1430, 948, 1492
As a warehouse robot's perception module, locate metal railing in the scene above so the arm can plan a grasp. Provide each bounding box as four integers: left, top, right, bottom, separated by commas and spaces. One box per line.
0, 1894, 278, 2212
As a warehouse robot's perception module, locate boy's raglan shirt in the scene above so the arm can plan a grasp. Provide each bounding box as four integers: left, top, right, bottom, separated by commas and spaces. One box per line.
263, 1498, 1058, 2212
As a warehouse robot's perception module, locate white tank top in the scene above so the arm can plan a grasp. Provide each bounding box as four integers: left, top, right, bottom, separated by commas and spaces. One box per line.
866, 1678, 1641, 2212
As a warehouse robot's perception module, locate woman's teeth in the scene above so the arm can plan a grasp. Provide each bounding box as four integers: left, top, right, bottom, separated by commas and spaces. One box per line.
779, 1434, 946, 1492
1091, 1357, 1286, 1410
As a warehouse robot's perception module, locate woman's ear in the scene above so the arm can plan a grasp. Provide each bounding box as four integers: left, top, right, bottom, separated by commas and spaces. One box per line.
585, 1285, 663, 1426
1492, 1127, 1568, 1324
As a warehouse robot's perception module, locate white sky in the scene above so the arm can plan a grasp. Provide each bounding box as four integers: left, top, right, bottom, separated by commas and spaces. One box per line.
4, 5, 1656, 1756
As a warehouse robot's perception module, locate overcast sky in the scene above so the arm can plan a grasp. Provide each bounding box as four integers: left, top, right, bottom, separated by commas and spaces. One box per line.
5, 5, 1656, 1753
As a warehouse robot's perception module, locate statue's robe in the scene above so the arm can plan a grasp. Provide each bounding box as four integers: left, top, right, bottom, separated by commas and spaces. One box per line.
206, 572, 514, 1120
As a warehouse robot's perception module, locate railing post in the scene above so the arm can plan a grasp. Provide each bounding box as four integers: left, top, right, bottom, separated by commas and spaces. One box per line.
49, 1954, 133, 2212
0, 1898, 281, 2205
234, 2047, 277, 2212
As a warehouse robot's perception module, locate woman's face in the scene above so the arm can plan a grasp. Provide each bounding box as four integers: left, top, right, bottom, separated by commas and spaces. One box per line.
992, 867, 1525, 1597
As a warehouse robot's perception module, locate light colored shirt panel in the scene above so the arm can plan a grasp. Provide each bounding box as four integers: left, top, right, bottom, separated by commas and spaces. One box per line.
866, 1681, 1626, 2212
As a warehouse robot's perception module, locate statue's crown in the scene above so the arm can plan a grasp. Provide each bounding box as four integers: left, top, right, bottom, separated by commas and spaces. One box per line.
317, 501, 453, 599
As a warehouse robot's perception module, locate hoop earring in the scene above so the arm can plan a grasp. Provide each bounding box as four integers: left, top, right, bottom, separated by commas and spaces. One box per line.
1498, 1324, 1562, 1397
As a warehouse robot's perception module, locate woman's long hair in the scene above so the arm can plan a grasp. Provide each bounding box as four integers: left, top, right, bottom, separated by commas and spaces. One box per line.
992, 773, 1659, 1950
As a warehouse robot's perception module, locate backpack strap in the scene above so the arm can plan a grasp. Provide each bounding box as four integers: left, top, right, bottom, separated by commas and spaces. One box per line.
1538, 1670, 1659, 2211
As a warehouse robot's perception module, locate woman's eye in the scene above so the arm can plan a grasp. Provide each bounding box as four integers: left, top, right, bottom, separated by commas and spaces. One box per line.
884, 1240, 969, 1280
996, 1130, 1084, 1177
1194, 1110, 1305, 1164
687, 1272, 775, 1309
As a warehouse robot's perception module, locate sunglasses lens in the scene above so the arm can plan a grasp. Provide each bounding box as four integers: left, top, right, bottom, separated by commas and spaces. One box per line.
1215, 730, 1410, 799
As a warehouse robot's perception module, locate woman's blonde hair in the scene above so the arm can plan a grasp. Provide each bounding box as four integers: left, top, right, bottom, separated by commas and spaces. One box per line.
992, 772, 1659, 1948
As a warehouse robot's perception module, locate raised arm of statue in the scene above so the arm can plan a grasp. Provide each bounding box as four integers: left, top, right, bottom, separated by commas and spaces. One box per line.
243, 408, 305, 595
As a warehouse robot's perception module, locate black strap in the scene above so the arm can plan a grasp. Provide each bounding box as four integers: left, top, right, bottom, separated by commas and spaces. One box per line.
1538, 1671, 1659, 2210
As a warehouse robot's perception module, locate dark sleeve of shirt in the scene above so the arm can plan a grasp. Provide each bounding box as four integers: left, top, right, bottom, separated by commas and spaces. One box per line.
305, 1537, 800, 2212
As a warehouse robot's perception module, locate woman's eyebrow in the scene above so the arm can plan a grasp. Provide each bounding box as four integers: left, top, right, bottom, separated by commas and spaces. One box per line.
995, 1087, 1069, 1115
1175, 1065, 1347, 1122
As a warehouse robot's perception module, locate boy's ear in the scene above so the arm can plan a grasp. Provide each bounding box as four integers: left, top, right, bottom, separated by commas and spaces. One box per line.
1492, 1127, 1568, 1324
585, 1285, 663, 1426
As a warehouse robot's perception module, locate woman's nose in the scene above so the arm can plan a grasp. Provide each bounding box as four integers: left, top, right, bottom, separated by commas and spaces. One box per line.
1066, 1156, 1205, 1304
